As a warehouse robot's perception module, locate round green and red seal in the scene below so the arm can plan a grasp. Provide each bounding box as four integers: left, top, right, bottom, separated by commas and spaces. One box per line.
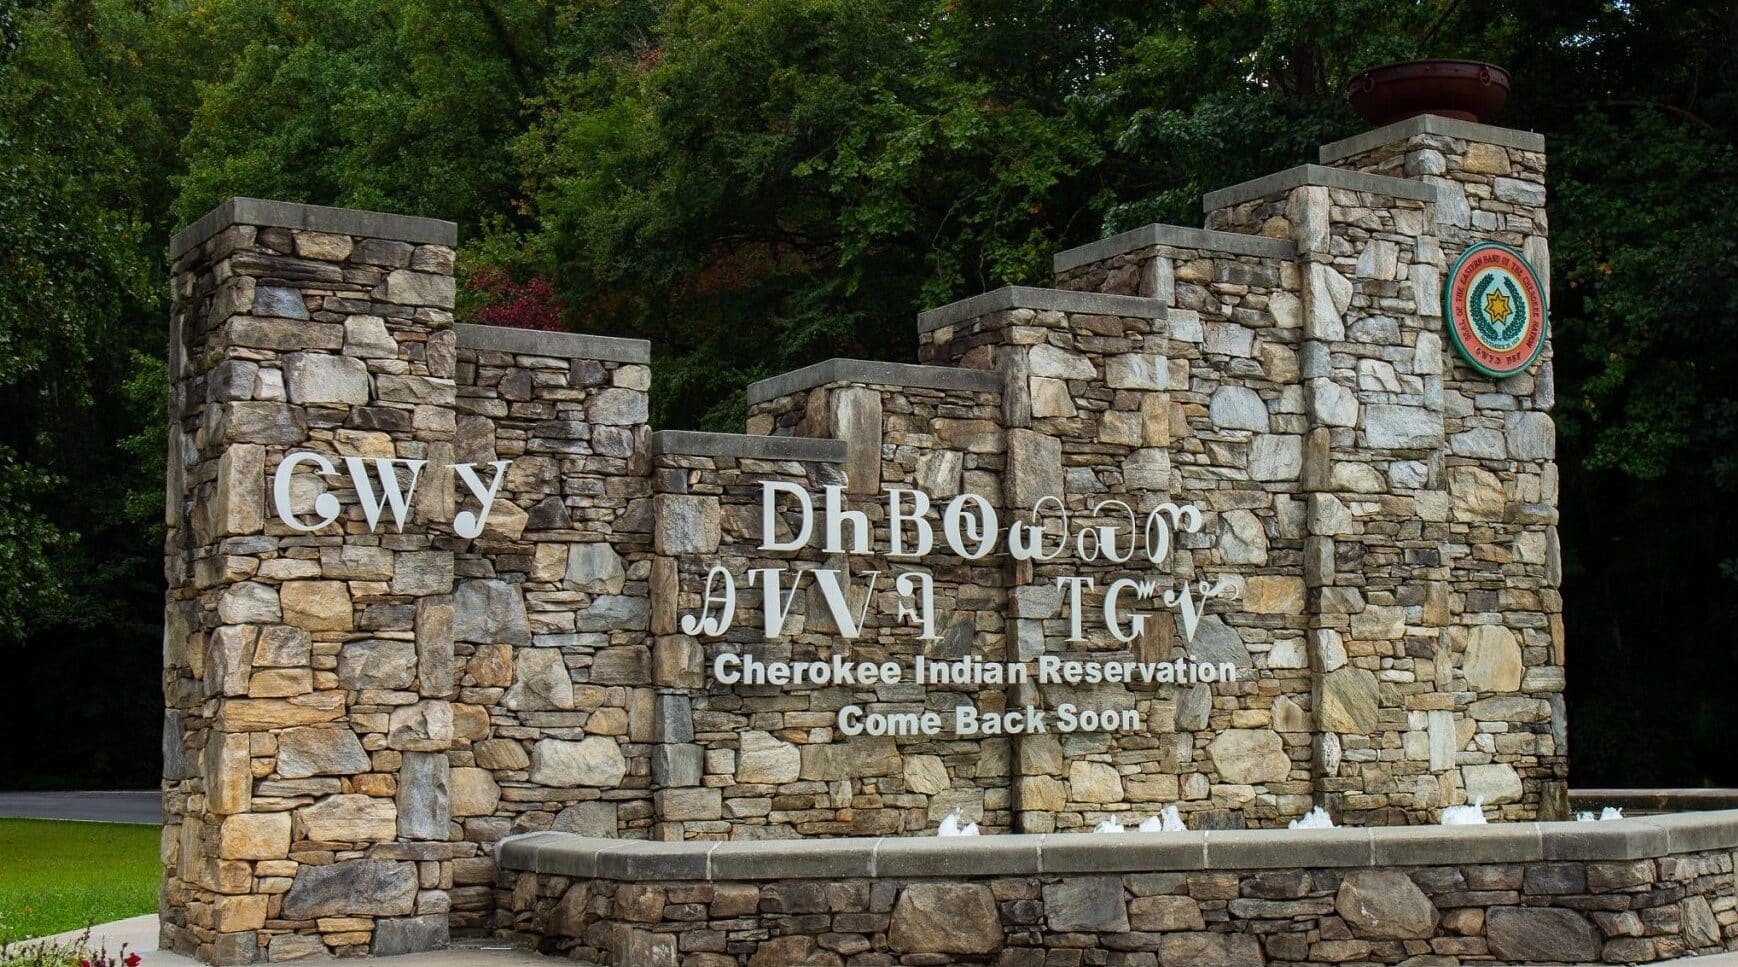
1442, 242, 1548, 378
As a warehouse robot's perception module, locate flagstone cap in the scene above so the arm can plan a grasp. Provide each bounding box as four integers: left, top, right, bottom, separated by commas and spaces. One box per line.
917, 285, 1167, 333
746, 358, 1002, 405
171, 197, 457, 258
649, 430, 847, 463
497, 809, 1738, 881
1318, 114, 1546, 164
456, 323, 650, 363
1053, 223, 1295, 274
1202, 163, 1437, 212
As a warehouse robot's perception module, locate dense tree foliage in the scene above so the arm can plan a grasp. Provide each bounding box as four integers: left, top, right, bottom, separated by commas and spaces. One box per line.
0, 0, 1732, 788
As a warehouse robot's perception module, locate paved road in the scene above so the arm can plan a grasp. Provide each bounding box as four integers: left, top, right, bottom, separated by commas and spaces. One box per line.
33, 915, 575, 966
0, 790, 160, 824
25, 913, 1738, 967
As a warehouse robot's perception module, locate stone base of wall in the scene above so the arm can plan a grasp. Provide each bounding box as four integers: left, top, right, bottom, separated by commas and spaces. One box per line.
493, 815, 1738, 965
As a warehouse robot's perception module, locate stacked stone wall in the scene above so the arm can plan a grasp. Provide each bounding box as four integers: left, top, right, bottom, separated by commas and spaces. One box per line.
914, 289, 1324, 832
1045, 127, 1564, 827
165, 117, 1568, 962
446, 326, 657, 928
668, 365, 1013, 837
495, 821, 1738, 965
163, 201, 466, 963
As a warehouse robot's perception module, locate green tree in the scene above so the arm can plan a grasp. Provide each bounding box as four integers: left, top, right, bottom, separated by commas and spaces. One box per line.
0, 1, 157, 636
515, 0, 1519, 429
172, 0, 554, 227
0, 0, 181, 785
0, 0, 1735, 788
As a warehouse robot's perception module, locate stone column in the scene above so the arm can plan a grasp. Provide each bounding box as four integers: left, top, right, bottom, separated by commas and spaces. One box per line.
448, 324, 654, 872
745, 360, 1011, 834
164, 199, 461, 963
1206, 166, 1445, 823
1275, 171, 1443, 825
1052, 229, 1320, 829
646, 431, 850, 840
918, 287, 1297, 833
1306, 117, 1571, 820
1320, 117, 1571, 820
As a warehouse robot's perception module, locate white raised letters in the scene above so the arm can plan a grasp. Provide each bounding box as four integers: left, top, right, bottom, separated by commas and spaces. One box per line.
344, 457, 424, 532
273, 452, 343, 532
452, 460, 510, 539
691, 482, 1237, 653
271, 451, 514, 537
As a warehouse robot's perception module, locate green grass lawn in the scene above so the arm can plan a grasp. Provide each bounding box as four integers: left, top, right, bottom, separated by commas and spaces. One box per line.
0, 820, 159, 942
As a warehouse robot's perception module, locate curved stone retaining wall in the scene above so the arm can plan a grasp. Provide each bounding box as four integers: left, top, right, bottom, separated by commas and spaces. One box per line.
494, 811, 1738, 965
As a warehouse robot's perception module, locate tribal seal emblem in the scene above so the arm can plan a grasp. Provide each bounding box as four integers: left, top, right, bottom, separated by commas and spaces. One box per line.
1443, 241, 1548, 378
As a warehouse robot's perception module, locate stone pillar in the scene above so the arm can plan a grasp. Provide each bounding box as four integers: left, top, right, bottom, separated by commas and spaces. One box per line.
164, 199, 461, 963
745, 360, 1010, 835
1319, 117, 1564, 820
1277, 170, 1443, 826
448, 324, 654, 872
1206, 164, 1450, 823
646, 431, 850, 840
916, 287, 1318, 833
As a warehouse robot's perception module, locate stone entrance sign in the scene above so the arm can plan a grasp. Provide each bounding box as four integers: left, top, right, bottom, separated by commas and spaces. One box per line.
162, 116, 1564, 963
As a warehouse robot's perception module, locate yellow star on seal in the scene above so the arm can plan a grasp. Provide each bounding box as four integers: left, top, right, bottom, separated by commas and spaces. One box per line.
1483, 287, 1512, 324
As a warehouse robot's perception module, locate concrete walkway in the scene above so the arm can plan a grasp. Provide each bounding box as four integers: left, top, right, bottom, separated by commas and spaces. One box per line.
28, 916, 576, 967
0, 790, 160, 824
21, 915, 1738, 966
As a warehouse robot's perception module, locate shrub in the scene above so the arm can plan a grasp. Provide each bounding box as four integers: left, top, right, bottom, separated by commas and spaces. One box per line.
0, 929, 138, 967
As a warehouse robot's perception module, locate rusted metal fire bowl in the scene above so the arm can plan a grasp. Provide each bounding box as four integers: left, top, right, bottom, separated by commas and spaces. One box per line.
1348, 59, 1510, 124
